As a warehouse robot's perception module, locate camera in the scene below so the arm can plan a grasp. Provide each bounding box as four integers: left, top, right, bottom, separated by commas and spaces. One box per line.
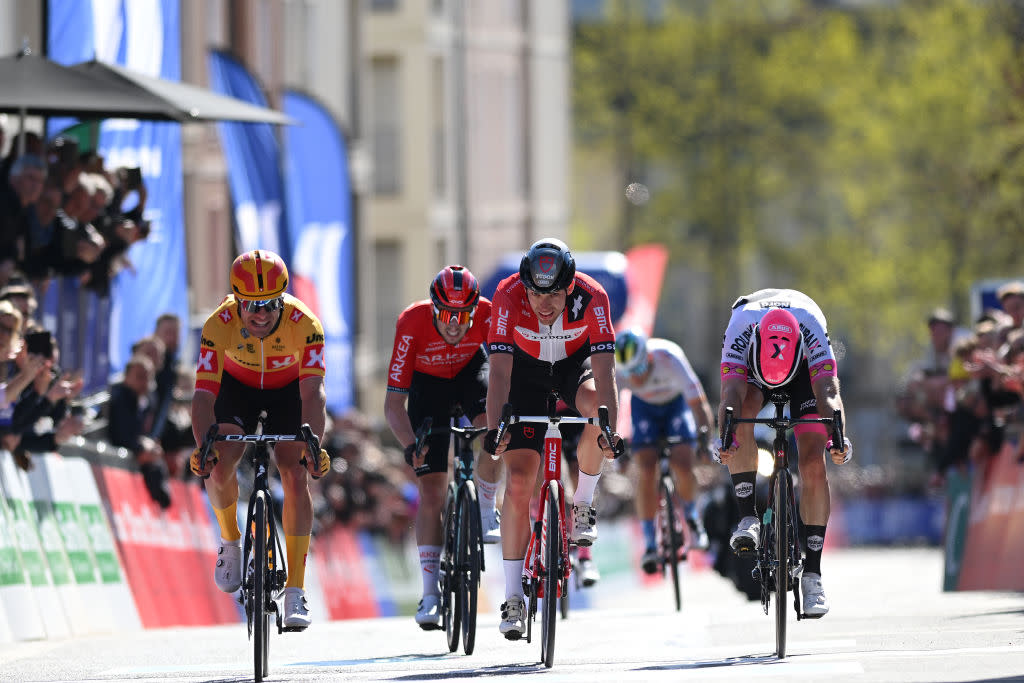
25, 330, 54, 358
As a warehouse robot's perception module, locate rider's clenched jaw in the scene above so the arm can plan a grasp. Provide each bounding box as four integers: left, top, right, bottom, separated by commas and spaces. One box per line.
526, 289, 567, 326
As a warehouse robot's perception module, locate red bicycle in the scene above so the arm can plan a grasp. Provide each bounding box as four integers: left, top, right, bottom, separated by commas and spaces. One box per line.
494, 392, 620, 668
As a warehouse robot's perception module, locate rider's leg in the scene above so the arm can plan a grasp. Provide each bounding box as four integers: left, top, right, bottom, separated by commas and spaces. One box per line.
725, 385, 763, 519
572, 379, 604, 505
473, 413, 503, 538
632, 446, 660, 550
205, 435, 246, 542
414, 471, 447, 596
500, 447, 540, 597
668, 442, 699, 516
795, 428, 830, 574
276, 442, 314, 589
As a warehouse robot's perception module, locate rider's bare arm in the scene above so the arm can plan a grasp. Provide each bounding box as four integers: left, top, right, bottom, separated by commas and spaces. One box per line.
589, 351, 619, 432
191, 388, 217, 446
299, 375, 327, 442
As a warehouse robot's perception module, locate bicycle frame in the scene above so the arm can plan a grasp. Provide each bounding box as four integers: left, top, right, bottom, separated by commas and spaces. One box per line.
722, 388, 842, 659
198, 413, 319, 682
494, 393, 616, 668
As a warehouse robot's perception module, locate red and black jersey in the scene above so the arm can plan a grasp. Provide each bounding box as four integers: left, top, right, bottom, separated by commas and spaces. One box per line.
386, 298, 492, 392
487, 272, 615, 362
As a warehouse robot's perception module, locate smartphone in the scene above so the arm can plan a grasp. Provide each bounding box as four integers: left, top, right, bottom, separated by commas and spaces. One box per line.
25, 330, 54, 358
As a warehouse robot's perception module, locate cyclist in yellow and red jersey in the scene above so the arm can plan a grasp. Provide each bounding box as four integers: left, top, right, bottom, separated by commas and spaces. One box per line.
190, 249, 330, 631
484, 237, 623, 640
384, 265, 504, 631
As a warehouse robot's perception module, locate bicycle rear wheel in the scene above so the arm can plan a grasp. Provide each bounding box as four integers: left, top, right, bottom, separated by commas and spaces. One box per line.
252, 491, 270, 682
541, 486, 561, 668
658, 475, 683, 612
773, 470, 790, 659
441, 485, 460, 653
458, 483, 481, 655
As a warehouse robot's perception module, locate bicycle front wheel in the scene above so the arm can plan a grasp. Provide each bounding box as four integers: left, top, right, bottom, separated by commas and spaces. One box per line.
441, 484, 460, 653
253, 490, 270, 682
458, 482, 481, 655
773, 470, 791, 659
541, 486, 561, 668
658, 475, 683, 612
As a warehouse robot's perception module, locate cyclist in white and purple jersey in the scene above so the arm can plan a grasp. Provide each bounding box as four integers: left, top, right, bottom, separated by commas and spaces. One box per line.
615, 329, 715, 574
713, 288, 852, 618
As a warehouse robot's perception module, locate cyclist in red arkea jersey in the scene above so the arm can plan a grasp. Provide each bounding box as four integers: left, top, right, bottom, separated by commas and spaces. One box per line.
483, 238, 623, 641
384, 265, 503, 631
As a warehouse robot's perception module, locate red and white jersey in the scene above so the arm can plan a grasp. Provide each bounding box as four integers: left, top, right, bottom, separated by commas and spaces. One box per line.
720, 288, 837, 384
487, 273, 615, 362
386, 299, 492, 392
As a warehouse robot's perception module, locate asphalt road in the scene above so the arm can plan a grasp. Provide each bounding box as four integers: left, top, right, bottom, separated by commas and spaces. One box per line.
1, 547, 1022, 682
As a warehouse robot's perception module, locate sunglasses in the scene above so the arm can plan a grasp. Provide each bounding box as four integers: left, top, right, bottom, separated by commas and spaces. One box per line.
434, 306, 474, 326
239, 297, 285, 314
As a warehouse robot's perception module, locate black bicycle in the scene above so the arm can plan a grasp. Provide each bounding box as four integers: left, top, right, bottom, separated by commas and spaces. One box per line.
722, 390, 842, 659
653, 436, 687, 612
412, 411, 488, 655
198, 412, 320, 683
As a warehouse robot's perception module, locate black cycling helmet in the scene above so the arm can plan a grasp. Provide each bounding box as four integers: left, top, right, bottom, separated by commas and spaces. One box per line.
519, 237, 576, 294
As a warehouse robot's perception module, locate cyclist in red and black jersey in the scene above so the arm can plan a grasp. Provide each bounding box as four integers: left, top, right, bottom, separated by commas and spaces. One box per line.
384, 265, 503, 631
483, 238, 623, 640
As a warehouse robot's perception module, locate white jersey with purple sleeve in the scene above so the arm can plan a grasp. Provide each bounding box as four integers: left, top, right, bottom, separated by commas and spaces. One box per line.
621, 338, 704, 405
719, 288, 837, 384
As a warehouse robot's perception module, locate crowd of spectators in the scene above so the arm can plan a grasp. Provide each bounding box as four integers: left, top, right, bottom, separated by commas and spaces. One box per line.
897, 283, 1024, 486
0, 129, 151, 298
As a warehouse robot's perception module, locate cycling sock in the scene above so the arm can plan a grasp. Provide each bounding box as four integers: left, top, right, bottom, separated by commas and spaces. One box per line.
731, 471, 758, 520
802, 523, 826, 575
577, 546, 592, 561
213, 502, 241, 542
641, 519, 657, 550
418, 545, 442, 596
285, 535, 311, 588
476, 476, 499, 512
503, 558, 525, 599
574, 470, 601, 506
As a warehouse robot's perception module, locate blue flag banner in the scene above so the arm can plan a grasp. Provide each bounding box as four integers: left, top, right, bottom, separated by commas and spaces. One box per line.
206, 51, 290, 264
47, 0, 189, 374
282, 91, 355, 413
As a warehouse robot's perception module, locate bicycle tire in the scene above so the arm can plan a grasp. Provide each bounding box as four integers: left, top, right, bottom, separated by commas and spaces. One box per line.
559, 500, 571, 620
659, 475, 683, 612
253, 491, 269, 682
459, 482, 481, 655
774, 470, 790, 659
541, 486, 560, 668
442, 485, 459, 653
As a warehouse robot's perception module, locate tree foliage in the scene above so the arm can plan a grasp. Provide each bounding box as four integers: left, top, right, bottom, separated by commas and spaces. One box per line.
573, 0, 1024, 374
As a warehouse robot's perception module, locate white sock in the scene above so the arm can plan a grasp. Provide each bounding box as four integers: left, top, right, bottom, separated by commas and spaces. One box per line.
419, 545, 441, 596
503, 558, 524, 600
476, 476, 499, 513
574, 470, 601, 506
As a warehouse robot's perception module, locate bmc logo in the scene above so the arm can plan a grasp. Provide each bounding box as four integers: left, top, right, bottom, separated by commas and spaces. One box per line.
593, 305, 610, 335
496, 307, 510, 336
547, 441, 559, 472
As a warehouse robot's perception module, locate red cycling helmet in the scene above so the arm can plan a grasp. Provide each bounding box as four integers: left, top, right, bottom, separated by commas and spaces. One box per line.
429, 265, 480, 324
748, 308, 804, 387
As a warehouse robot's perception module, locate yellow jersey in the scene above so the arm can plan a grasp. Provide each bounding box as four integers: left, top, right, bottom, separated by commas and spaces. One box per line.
194, 294, 326, 394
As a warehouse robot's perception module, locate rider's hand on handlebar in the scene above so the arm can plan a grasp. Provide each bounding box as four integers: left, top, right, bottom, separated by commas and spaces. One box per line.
190, 447, 218, 479
825, 436, 853, 465
710, 436, 740, 465
597, 431, 625, 459
483, 429, 511, 459
404, 442, 430, 474
303, 448, 331, 479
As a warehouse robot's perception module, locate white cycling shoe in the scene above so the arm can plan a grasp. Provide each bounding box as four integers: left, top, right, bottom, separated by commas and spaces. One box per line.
415, 594, 442, 630
214, 542, 242, 593
571, 503, 598, 547
577, 557, 601, 587
481, 507, 501, 545
280, 587, 312, 630
801, 572, 830, 617
730, 516, 760, 556
499, 595, 525, 640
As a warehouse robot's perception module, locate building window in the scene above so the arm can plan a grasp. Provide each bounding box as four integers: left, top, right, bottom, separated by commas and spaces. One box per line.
372, 57, 402, 195
374, 240, 403, 358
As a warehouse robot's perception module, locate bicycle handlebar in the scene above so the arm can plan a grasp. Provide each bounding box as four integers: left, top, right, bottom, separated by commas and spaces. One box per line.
493, 402, 625, 458
721, 407, 843, 453
198, 421, 320, 471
